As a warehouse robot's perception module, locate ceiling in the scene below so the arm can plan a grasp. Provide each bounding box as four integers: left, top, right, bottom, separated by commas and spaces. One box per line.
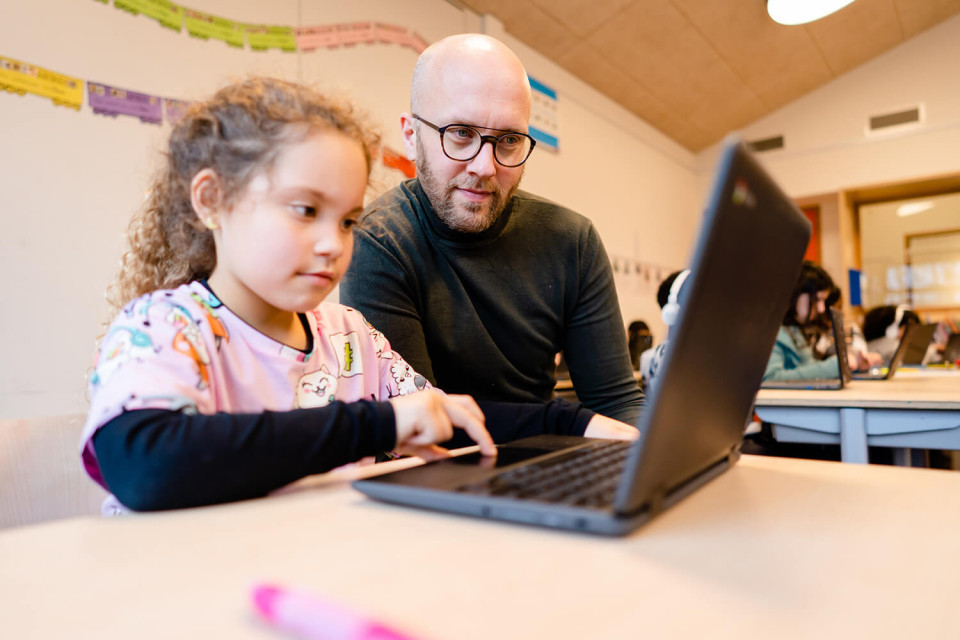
456, 0, 960, 151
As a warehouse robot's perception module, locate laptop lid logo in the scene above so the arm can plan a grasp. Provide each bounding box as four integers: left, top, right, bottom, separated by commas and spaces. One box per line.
732, 178, 756, 208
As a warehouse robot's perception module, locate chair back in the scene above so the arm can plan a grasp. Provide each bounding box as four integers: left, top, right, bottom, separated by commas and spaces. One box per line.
0, 414, 106, 529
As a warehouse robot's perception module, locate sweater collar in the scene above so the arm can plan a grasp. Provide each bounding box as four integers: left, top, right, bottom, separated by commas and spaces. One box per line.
405, 179, 513, 246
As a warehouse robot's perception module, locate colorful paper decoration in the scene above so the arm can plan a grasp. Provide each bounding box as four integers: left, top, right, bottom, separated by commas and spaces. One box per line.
335, 22, 377, 46
114, 0, 183, 32
244, 24, 297, 52
374, 23, 410, 46
162, 97, 192, 123
0, 55, 83, 110
183, 8, 244, 48
294, 25, 341, 52
88, 81, 163, 124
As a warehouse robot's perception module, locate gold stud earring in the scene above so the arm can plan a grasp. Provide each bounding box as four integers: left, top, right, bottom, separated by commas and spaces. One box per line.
203, 218, 219, 231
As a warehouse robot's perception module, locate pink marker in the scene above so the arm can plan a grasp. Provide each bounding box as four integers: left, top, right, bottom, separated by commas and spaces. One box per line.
251, 583, 421, 640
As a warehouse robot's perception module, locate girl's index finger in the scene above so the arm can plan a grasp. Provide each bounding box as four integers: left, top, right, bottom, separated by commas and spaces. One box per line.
443, 398, 497, 457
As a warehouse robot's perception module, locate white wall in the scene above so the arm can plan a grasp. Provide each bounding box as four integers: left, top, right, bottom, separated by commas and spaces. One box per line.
0, 0, 698, 418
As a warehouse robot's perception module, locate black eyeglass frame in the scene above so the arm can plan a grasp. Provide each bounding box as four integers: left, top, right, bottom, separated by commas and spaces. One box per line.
411, 114, 536, 167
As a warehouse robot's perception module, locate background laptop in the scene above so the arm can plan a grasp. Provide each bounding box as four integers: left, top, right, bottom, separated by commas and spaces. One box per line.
761, 309, 848, 390
847, 320, 917, 380
901, 323, 938, 366
944, 333, 960, 363
353, 139, 812, 536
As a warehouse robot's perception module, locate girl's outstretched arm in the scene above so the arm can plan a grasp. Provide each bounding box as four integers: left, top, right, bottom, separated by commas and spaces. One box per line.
93, 401, 395, 512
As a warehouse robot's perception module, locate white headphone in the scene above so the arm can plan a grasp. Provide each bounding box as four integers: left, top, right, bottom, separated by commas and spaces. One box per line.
885, 304, 907, 340
661, 269, 691, 326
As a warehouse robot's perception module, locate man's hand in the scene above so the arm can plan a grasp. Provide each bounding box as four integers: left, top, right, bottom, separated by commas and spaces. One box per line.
390, 390, 497, 459
583, 415, 639, 440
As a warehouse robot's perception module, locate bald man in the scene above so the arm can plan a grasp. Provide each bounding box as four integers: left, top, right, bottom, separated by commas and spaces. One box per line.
341, 34, 643, 428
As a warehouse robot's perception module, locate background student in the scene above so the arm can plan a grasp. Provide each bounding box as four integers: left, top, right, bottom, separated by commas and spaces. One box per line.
639, 269, 689, 388
81, 78, 635, 514
763, 261, 872, 382
862, 304, 920, 362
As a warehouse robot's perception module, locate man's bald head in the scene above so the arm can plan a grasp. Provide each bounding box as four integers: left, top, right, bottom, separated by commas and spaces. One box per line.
410, 34, 531, 120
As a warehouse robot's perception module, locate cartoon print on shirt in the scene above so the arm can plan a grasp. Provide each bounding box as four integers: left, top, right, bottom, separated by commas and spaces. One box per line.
91, 326, 159, 387
328, 331, 364, 378
189, 290, 229, 349
120, 393, 199, 415
166, 305, 212, 390
364, 321, 393, 360
390, 359, 428, 396
298, 365, 338, 408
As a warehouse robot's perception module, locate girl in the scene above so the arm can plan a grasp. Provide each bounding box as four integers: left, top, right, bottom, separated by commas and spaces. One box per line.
82, 78, 634, 514
763, 261, 871, 382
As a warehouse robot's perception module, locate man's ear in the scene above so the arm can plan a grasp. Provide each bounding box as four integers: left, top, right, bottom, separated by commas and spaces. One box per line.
190, 169, 223, 230
399, 113, 417, 163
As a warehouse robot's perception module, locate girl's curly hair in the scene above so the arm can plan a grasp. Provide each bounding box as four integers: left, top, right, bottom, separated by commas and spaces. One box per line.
106, 77, 380, 315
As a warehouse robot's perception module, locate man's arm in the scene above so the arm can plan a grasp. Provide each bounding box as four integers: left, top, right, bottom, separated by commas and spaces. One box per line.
562, 226, 644, 425
340, 227, 437, 384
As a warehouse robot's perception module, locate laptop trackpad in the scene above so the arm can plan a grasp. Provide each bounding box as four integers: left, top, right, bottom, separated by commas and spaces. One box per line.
448, 446, 553, 469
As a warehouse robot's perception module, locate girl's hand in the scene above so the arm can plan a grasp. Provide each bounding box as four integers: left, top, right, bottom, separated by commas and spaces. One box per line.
583, 415, 640, 440
851, 351, 881, 372
390, 390, 497, 459
861, 351, 884, 369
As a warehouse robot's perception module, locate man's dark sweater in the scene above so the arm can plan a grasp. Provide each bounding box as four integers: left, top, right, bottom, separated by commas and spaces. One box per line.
340, 179, 643, 425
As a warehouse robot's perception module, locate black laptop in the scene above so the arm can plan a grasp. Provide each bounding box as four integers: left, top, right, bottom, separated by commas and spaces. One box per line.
901, 323, 938, 366
353, 139, 812, 536
845, 319, 917, 380
944, 333, 960, 363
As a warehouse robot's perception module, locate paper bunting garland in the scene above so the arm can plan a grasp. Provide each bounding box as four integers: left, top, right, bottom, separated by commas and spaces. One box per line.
0, 55, 83, 111
114, 0, 183, 32
96, 0, 429, 54
611, 255, 677, 295
88, 82, 163, 124
244, 25, 297, 52
162, 97, 192, 123
183, 8, 244, 48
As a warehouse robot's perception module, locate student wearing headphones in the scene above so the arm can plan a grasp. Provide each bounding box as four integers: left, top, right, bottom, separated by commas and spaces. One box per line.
639, 269, 690, 388
862, 304, 920, 361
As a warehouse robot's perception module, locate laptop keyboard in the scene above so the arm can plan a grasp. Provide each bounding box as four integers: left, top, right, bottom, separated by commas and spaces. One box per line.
455, 440, 632, 508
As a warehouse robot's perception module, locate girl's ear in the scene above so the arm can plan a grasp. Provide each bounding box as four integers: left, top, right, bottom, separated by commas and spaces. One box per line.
190, 169, 223, 230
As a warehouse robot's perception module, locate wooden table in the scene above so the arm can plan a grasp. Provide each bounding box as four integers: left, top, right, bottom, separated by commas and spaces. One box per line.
2, 454, 960, 639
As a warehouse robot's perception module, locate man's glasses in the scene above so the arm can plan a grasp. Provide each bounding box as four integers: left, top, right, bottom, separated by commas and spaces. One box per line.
411, 114, 536, 167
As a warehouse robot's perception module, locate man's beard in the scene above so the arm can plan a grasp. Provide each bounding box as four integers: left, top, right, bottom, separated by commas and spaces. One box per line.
416, 136, 522, 233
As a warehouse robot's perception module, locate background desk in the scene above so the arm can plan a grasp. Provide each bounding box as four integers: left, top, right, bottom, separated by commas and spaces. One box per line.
755, 374, 960, 464
2, 455, 960, 638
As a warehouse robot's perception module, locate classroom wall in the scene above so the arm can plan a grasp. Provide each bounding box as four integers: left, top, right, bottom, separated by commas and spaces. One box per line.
0, 0, 697, 419
697, 14, 960, 199
695, 13, 960, 316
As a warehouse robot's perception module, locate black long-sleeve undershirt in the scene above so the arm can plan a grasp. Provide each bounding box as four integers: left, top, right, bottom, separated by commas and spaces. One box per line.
91, 399, 595, 512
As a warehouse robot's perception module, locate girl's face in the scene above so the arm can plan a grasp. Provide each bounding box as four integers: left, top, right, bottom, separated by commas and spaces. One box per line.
795, 289, 829, 325
208, 129, 368, 327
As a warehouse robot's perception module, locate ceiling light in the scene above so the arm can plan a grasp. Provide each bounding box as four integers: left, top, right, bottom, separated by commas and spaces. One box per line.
767, 0, 856, 26
896, 201, 935, 217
